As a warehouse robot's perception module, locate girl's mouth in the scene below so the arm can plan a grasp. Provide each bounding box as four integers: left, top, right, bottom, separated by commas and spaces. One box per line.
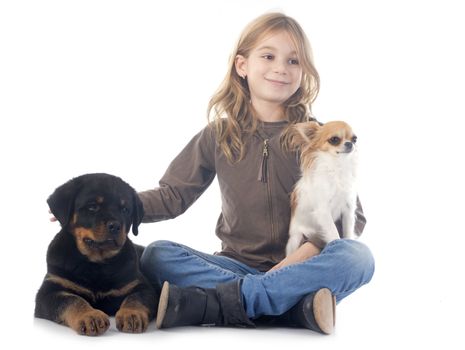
265, 78, 290, 86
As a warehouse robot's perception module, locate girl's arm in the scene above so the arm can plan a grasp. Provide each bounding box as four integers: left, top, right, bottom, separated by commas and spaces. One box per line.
268, 242, 321, 272
138, 126, 216, 223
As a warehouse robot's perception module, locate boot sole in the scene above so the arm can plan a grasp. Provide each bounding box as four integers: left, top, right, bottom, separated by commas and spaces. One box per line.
156, 281, 170, 329
313, 288, 336, 335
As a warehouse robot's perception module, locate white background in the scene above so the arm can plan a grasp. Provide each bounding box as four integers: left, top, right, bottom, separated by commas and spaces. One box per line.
1, 0, 464, 348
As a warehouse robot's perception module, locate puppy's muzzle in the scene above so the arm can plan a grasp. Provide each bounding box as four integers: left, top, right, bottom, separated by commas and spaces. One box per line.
107, 221, 122, 235
83, 237, 119, 249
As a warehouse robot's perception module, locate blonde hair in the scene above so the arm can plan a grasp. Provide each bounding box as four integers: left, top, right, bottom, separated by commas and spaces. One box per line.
207, 12, 320, 162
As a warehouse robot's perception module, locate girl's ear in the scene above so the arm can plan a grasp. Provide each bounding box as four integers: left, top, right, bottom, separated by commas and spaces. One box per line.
235, 55, 247, 79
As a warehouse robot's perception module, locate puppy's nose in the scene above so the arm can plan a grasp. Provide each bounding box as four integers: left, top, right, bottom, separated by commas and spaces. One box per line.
107, 221, 121, 235
344, 142, 353, 152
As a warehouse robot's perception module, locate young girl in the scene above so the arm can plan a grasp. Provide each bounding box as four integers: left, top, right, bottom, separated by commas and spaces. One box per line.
139, 12, 374, 334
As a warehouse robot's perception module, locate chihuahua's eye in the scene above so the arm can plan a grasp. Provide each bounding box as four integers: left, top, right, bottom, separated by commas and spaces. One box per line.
352, 136, 357, 143
87, 204, 100, 213
328, 136, 341, 145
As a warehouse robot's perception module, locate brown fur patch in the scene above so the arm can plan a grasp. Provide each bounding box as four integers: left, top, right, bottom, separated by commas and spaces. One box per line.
46, 274, 94, 301
58, 292, 110, 335
290, 190, 298, 217
96, 280, 141, 299
73, 226, 123, 262
292, 121, 355, 171
116, 296, 150, 333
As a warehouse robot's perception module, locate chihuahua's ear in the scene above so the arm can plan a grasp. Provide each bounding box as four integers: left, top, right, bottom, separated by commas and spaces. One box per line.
131, 192, 144, 236
47, 177, 82, 227
289, 121, 320, 149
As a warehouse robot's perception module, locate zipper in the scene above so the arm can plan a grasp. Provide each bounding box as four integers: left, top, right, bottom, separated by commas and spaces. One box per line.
258, 138, 269, 182
257, 136, 277, 259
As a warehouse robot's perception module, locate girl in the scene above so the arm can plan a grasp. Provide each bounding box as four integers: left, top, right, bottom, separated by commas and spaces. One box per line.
139, 12, 374, 334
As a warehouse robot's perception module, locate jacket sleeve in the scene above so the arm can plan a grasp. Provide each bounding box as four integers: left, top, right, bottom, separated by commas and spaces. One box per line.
138, 126, 216, 223
335, 196, 367, 237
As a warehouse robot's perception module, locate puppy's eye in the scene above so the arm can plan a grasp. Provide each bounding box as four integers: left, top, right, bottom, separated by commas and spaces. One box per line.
328, 136, 341, 145
352, 136, 357, 143
121, 207, 130, 215
87, 204, 100, 212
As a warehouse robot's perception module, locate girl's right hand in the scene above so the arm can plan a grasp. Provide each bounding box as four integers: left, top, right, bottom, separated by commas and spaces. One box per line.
49, 209, 57, 222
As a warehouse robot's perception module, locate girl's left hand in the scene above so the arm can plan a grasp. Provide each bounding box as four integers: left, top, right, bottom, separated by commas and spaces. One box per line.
268, 242, 321, 273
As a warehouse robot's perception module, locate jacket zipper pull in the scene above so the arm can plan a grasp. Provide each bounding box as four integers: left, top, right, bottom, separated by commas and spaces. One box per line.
258, 139, 269, 182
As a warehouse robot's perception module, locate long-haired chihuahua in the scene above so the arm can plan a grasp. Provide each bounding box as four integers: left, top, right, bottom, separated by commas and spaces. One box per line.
286, 121, 358, 255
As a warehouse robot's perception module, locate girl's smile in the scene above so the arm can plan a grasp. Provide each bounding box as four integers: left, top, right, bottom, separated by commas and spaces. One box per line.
264, 78, 291, 86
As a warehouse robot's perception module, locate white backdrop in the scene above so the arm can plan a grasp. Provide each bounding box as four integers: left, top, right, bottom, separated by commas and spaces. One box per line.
1, 0, 464, 349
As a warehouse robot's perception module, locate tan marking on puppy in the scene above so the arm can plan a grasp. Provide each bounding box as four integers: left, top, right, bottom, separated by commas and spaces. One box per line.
73, 227, 123, 262
96, 196, 104, 204
96, 280, 141, 299
46, 274, 94, 301
73, 227, 97, 258
116, 296, 150, 333
58, 292, 110, 336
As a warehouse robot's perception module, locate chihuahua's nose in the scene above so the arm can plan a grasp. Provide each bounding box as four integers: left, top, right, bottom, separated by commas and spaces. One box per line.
107, 221, 121, 235
344, 142, 353, 152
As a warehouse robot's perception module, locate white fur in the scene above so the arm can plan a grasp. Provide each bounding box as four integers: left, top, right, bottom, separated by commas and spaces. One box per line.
286, 150, 358, 256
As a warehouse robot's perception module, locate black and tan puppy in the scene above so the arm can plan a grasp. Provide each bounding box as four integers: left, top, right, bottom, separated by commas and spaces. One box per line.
35, 173, 158, 336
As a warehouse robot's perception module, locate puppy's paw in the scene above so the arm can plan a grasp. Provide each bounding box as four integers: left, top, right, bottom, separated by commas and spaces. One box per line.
68, 309, 110, 336
115, 308, 149, 333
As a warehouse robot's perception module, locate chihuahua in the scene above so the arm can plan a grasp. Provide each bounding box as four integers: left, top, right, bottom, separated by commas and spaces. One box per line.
286, 121, 358, 255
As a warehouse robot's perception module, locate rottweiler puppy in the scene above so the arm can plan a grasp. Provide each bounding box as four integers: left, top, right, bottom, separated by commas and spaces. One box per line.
35, 173, 159, 336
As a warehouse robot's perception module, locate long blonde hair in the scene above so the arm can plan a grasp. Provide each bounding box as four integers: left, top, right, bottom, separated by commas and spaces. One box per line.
207, 12, 320, 162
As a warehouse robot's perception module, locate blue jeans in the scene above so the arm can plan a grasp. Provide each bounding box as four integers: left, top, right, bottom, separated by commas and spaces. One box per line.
140, 239, 374, 319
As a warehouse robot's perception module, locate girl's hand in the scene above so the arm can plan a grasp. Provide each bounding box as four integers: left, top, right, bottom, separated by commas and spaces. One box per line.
49, 209, 57, 222
268, 242, 321, 273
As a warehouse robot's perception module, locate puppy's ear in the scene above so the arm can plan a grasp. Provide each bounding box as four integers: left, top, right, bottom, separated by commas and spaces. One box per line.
131, 192, 144, 236
289, 121, 320, 149
47, 177, 81, 227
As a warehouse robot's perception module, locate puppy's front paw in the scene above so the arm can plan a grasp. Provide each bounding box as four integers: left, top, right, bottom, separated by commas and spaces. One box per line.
115, 308, 149, 333
68, 309, 110, 336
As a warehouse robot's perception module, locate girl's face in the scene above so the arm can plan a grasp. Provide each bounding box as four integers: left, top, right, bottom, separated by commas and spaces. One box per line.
236, 31, 303, 113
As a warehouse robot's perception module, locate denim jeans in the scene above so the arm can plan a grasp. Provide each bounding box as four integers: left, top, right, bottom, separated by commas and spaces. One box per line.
140, 239, 374, 319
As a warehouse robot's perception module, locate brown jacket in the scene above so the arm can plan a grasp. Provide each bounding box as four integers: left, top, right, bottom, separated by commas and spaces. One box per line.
138, 121, 366, 271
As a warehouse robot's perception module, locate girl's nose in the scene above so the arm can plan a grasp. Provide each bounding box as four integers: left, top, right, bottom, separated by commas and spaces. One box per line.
273, 60, 287, 74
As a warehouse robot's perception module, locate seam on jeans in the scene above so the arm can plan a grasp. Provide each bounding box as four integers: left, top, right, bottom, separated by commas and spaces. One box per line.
261, 262, 295, 281
174, 243, 242, 278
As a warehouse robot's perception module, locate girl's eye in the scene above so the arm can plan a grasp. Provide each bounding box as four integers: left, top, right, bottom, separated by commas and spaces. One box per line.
328, 137, 341, 145
289, 58, 299, 65
263, 54, 274, 60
